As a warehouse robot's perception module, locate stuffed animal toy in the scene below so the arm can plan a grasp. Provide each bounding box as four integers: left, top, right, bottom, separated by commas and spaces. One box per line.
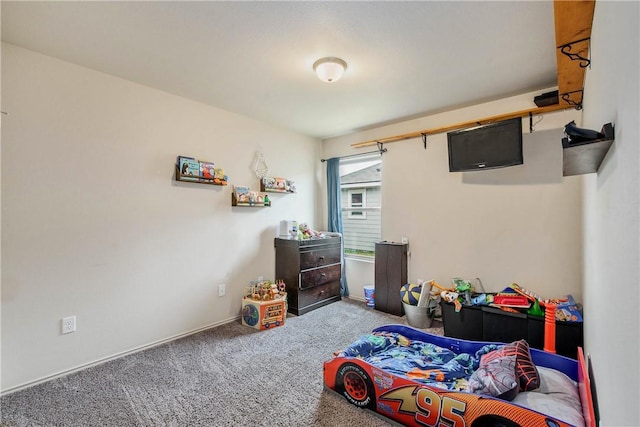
298, 223, 313, 239
298, 223, 324, 239
441, 291, 459, 303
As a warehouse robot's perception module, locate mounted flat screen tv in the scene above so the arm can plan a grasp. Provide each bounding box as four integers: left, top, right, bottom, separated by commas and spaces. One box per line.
447, 117, 523, 172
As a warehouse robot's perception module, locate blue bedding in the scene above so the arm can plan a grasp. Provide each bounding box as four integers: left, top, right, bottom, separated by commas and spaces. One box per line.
338, 331, 501, 390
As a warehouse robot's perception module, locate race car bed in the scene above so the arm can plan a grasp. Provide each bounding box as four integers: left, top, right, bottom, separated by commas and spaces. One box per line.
323, 324, 597, 427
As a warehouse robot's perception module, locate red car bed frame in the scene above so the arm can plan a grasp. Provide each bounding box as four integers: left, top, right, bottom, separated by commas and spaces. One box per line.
323, 324, 597, 427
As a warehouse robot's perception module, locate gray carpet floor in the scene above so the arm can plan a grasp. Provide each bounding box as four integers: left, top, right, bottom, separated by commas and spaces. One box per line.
1, 298, 444, 426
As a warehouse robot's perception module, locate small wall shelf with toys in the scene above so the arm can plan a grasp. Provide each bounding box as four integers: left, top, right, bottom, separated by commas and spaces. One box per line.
232, 185, 271, 207
260, 177, 296, 194
176, 155, 228, 185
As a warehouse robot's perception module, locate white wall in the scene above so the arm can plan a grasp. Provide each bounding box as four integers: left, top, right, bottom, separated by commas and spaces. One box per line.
1, 43, 322, 392
324, 91, 583, 302
581, 2, 639, 426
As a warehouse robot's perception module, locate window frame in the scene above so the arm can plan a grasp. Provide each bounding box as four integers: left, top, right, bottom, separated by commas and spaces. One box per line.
347, 189, 367, 219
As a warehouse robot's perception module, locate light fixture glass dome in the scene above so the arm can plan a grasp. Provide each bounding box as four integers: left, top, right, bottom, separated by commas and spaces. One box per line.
313, 57, 347, 83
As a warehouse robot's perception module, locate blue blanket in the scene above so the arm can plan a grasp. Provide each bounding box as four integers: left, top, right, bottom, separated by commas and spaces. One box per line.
339, 331, 500, 390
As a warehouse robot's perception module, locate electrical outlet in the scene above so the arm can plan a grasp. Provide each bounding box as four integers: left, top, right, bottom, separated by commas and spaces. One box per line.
218, 283, 226, 297
257, 276, 264, 281
62, 316, 76, 334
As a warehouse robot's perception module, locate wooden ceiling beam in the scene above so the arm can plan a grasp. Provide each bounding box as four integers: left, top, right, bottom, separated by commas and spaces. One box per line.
554, 0, 596, 109
349, 1, 596, 149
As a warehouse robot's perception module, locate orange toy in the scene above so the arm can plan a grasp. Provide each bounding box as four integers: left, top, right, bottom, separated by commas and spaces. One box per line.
509, 283, 565, 354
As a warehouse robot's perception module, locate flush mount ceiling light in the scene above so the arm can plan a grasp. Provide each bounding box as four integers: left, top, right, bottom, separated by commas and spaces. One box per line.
313, 57, 347, 83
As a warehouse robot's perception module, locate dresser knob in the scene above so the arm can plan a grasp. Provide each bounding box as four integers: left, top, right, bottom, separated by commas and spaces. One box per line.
318, 256, 325, 260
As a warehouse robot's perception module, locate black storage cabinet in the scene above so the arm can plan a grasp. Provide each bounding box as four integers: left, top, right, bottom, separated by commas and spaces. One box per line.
374, 241, 407, 316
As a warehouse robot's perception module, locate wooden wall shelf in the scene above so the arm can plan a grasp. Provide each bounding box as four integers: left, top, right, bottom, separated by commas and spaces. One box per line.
563, 123, 614, 176
231, 193, 271, 207
175, 165, 228, 186
260, 177, 296, 193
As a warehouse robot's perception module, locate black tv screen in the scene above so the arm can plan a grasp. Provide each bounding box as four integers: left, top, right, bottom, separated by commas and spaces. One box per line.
447, 117, 523, 172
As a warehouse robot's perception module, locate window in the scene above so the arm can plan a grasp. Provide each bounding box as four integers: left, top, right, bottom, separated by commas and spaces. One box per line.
348, 190, 366, 219
339, 154, 382, 258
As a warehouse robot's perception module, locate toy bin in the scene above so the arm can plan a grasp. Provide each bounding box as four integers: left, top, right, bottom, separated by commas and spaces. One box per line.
402, 302, 433, 329
241, 294, 287, 330
440, 301, 483, 340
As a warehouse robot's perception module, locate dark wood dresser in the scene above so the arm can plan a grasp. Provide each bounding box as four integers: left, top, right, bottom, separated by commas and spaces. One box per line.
274, 236, 342, 315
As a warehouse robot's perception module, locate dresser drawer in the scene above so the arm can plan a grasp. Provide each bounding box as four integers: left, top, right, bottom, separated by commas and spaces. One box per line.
299, 264, 341, 289
298, 280, 341, 308
299, 247, 341, 270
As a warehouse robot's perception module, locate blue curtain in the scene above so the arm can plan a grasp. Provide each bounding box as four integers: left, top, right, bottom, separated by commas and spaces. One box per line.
326, 157, 348, 297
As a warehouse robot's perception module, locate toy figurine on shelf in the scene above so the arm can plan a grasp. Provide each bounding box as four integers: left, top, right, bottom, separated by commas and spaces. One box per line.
213, 168, 228, 185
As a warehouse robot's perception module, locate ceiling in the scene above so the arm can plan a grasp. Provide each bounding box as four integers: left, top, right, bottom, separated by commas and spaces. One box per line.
1, 1, 558, 140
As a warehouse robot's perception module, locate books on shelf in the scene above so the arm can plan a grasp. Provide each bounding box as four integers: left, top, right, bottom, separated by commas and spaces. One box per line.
199, 160, 215, 179
262, 176, 296, 193
233, 185, 251, 203
233, 185, 270, 206
176, 156, 227, 185
177, 156, 200, 181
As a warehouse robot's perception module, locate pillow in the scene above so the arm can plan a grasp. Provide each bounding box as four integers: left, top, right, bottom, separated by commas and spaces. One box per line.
468, 354, 519, 401
536, 366, 578, 395
507, 340, 540, 391
482, 340, 540, 391
512, 389, 584, 427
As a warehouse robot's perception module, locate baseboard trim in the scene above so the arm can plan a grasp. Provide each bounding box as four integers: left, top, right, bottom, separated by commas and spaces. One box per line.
1, 315, 241, 396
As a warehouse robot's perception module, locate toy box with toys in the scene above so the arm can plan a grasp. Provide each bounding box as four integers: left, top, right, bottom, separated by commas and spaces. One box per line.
241, 280, 288, 330
438, 279, 584, 359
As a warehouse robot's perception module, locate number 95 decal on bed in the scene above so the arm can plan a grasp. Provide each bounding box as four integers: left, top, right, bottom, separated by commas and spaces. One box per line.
380, 385, 466, 426
378, 384, 572, 427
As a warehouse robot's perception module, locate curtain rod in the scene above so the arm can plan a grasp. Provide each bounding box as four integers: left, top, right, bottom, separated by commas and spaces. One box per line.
350, 103, 576, 149
321, 143, 387, 162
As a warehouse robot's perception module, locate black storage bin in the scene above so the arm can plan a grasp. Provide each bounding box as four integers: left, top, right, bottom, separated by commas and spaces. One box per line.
526, 315, 545, 350
527, 316, 583, 359
441, 301, 584, 359
482, 306, 529, 343
440, 302, 483, 341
